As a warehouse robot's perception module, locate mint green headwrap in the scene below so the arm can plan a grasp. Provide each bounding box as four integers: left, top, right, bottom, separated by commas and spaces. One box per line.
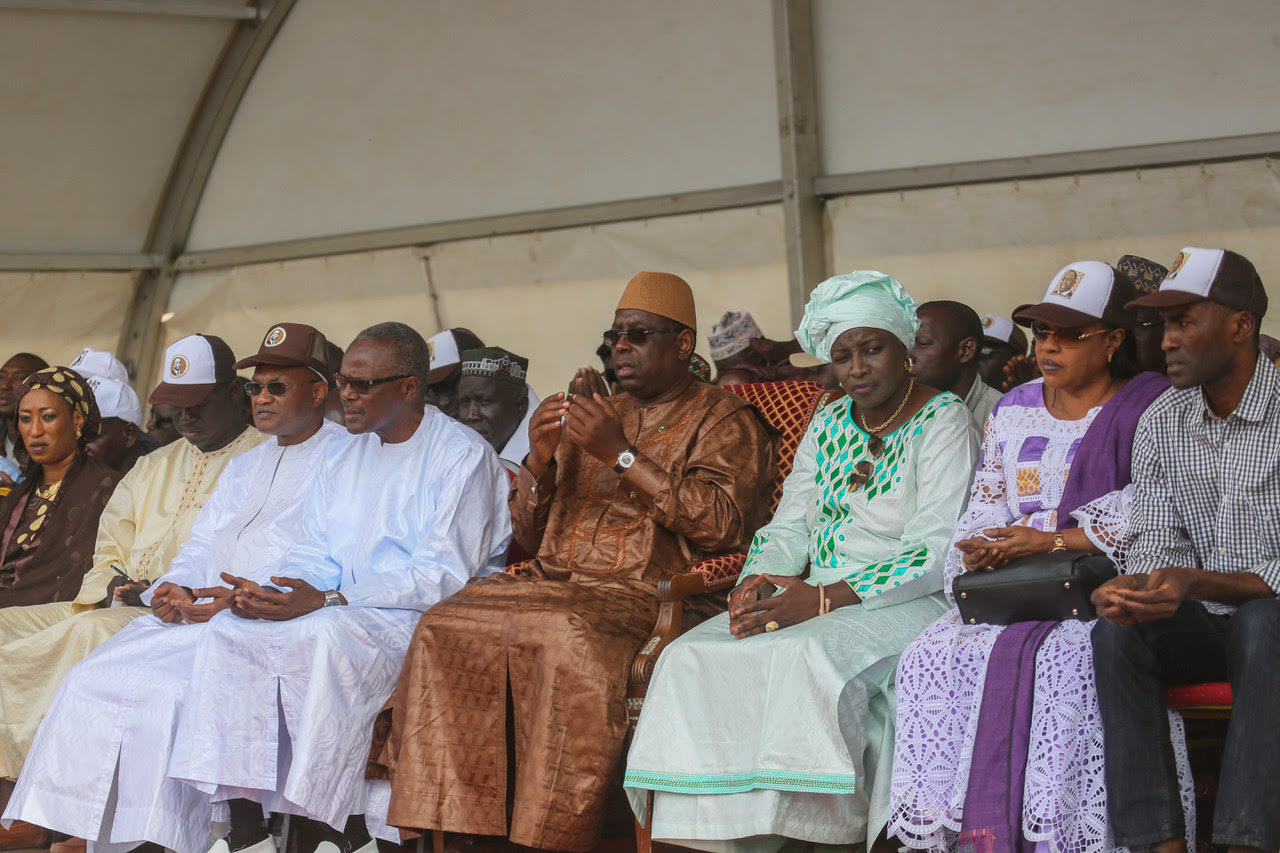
793, 271, 919, 363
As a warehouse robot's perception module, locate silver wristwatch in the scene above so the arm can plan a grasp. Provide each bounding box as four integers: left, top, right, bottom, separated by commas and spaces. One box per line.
322, 589, 342, 607
614, 445, 638, 474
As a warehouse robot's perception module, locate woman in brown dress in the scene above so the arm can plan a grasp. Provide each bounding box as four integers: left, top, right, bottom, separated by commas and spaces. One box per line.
0, 367, 120, 609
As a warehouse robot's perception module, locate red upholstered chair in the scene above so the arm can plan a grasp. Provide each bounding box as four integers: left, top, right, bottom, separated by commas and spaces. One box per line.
1165, 683, 1233, 851
1165, 682, 1233, 719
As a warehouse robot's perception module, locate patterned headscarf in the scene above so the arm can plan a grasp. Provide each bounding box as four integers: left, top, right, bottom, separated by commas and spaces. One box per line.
688, 353, 713, 382
20, 367, 102, 448
795, 271, 919, 363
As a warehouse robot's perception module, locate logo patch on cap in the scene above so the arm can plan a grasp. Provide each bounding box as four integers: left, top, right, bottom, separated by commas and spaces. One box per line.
265, 326, 287, 347
169, 355, 189, 378
1167, 251, 1190, 279
1051, 269, 1082, 299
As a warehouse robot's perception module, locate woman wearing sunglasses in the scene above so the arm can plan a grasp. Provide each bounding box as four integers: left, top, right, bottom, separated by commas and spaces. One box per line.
890, 262, 1183, 852
625, 272, 977, 850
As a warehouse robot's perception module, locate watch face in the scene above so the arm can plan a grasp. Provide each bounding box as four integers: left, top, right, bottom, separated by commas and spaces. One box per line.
617, 450, 636, 468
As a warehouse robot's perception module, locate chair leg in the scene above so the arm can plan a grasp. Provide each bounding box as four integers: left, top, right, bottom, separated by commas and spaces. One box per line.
634, 790, 653, 853
431, 829, 444, 853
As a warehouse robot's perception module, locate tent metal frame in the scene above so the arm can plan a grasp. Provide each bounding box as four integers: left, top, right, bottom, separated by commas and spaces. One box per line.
0, 0, 1276, 389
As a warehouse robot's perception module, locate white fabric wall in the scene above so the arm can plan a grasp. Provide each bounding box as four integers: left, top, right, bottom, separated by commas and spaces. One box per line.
814, 0, 1280, 174
0, 272, 135, 366
828, 158, 1280, 338
0, 10, 232, 252
165, 205, 787, 397
160, 248, 440, 381
186, 0, 779, 250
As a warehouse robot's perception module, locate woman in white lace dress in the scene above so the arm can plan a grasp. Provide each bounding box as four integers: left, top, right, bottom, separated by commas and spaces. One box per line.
888, 262, 1188, 853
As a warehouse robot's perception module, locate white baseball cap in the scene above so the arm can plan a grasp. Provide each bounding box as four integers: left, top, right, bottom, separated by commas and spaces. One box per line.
1013, 261, 1137, 329
149, 334, 237, 408
85, 375, 143, 427
1126, 247, 1267, 318
69, 348, 129, 384
980, 314, 1016, 344
426, 328, 484, 385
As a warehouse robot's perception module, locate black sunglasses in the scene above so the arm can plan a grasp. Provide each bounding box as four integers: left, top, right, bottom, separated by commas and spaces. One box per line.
602, 328, 682, 347
243, 379, 322, 397
1030, 321, 1109, 345
334, 373, 412, 394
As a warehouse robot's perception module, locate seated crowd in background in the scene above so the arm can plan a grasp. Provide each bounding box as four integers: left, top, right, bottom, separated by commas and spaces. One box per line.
0, 247, 1275, 853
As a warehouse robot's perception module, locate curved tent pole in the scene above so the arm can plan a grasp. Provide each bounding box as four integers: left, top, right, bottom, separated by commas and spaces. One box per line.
116, 0, 297, 396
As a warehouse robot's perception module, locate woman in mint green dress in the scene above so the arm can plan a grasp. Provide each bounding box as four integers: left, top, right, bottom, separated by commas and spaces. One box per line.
625, 272, 978, 852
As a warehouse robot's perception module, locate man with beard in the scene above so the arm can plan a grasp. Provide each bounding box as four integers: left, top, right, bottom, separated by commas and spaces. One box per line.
1092, 247, 1280, 853
371, 272, 778, 852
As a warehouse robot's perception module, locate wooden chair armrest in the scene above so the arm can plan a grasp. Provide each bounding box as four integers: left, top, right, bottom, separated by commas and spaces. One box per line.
626, 552, 747, 725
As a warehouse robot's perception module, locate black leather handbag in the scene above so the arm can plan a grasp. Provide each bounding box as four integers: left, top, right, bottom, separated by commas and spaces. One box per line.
953, 550, 1117, 626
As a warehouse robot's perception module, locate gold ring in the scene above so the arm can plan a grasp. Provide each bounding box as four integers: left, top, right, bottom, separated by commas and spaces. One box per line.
764, 620, 780, 632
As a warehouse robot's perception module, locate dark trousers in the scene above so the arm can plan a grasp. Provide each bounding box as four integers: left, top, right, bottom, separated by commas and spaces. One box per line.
1092, 598, 1280, 850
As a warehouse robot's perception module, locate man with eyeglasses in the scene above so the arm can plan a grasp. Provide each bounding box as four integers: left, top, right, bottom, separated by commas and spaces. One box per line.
4, 323, 348, 853
153, 321, 509, 853
0, 334, 260, 848
371, 272, 777, 852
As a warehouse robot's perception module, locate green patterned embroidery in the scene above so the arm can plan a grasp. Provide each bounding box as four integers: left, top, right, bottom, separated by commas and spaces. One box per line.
809, 395, 949, 570
745, 529, 771, 565
847, 542, 930, 597
623, 767, 856, 795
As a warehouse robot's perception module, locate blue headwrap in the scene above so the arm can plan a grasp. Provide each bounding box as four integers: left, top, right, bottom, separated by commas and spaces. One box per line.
794, 271, 919, 363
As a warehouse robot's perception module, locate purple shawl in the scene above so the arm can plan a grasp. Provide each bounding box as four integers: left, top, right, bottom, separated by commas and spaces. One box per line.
958, 370, 1169, 852
1057, 371, 1170, 526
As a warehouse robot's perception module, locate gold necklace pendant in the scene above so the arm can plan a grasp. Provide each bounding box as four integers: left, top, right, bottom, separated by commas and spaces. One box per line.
860, 377, 915, 435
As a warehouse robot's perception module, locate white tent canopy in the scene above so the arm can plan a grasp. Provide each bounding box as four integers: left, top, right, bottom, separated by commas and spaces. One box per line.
1, 0, 1277, 396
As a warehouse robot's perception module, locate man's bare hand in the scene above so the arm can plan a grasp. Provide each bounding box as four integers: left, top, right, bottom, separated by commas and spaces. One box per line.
179, 586, 235, 623
150, 581, 194, 624
563, 393, 630, 465
525, 393, 569, 477
1091, 575, 1147, 626
112, 581, 149, 608
232, 576, 329, 621
568, 367, 611, 399
1110, 567, 1193, 623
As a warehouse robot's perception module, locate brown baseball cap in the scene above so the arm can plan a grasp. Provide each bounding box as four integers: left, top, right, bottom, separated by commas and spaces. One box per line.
1125, 247, 1268, 318
149, 334, 237, 408
1013, 261, 1137, 330
234, 322, 332, 383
